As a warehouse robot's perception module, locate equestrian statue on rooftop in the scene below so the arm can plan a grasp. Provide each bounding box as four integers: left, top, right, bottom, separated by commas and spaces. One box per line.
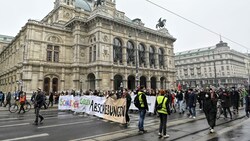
156, 18, 166, 29
94, 0, 105, 7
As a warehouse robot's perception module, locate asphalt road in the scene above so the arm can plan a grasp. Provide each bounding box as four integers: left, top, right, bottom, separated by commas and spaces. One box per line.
0, 106, 249, 141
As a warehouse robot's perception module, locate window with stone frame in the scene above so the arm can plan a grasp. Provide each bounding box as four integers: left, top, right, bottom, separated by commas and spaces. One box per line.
89, 47, 92, 63
159, 48, 164, 67
47, 45, 60, 62
113, 38, 122, 63
89, 36, 97, 63
54, 46, 59, 62
93, 45, 96, 62
149, 46, 155, 67
127, 41, 135, 64
138, 43, 146, 65
46, 45, 53, 62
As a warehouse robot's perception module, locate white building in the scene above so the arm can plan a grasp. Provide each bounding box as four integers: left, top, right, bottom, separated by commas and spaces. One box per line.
175, 41, 249, 89
0, 0, 176, 94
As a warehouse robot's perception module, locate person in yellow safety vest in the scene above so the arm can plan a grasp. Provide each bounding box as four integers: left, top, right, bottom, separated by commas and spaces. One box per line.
156, 90, 171, 138
18, 92, 26, 114
137, 86, 149, 134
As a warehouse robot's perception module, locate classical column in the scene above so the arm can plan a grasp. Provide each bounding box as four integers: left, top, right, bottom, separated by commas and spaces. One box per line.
145, 48, 149, 69
122, 44, 127, 66
155, 51, 159, 69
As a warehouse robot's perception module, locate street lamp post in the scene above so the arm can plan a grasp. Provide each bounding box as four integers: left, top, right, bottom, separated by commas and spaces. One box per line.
213, 51, 217, 87
135, 33, 139, 88
129, 28, 140, 88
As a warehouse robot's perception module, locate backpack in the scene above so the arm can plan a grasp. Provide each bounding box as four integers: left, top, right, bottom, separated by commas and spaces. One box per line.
156, 96, 165, 110
134, 94, 141, 108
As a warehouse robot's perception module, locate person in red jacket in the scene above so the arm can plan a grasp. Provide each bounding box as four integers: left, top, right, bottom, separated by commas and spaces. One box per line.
18, 92, 26, 114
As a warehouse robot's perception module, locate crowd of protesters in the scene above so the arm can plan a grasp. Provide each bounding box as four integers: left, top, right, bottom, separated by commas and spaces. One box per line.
0, 85, 250, 134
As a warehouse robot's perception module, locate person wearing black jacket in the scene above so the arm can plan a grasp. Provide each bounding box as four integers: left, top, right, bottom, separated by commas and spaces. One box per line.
122, 89, 132, 125
4, 92, 11, 107
245, 92, 250, 118
137, 86, 149, 134
33, 88, 44, 125
231, 87, 240, 115
188, 88, 197, 119
48, 92, 54, 107
203, 88, 218, 133
220, 89, 232, 119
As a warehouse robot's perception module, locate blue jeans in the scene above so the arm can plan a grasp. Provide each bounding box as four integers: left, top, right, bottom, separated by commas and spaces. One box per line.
138, 109, 146, 131
189, 106, 196, 117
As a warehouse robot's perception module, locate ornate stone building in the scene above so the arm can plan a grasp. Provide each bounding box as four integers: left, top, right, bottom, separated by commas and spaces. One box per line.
0, 0, 176, 94
0, 35, 13, 53
175, 41, 249, 89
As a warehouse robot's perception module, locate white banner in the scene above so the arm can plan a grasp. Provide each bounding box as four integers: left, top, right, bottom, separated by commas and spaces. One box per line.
129, 95, 156, 113
58, 95, 73, 110
58, 96, 126, 123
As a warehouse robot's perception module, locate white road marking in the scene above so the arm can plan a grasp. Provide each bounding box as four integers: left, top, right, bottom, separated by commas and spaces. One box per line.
0, 118, 18, 121
1, 133, 49, 141
37, 120, 93, 129
0, 123, 30, 128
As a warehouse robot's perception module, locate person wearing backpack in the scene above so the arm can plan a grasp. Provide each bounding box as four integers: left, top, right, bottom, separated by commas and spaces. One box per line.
156, 90, 171, 138
136, 86, 148, 134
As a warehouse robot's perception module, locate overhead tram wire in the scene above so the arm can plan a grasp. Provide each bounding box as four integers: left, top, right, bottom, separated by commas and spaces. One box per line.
145, 0, 249, 51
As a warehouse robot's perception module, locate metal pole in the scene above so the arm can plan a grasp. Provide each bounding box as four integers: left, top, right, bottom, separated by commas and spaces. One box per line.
213, 51, 217, 87
136, 45, 139, 87
135, 29, 139, 88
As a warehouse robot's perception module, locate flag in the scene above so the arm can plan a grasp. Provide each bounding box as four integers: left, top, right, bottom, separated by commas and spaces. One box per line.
178, 82, 181, 91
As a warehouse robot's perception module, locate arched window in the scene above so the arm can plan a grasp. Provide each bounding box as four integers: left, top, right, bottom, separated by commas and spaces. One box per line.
149, 46, 155, 67
113, 38, 122, 63
93, 45, 96, 62
140, 76, 147, 88
127, 75, 135, 90
159, 48, 164, 67
160, 77, 166, 89
138, 43, 145, 65
87, 73, 96, 90
127, 41, 135, 64
89, 47, 92, 62
150, 77, 157, 90
89, 36, 96, 62
52, 78, 58, 93
114, 75, 123, 90
44, 78, 50, 95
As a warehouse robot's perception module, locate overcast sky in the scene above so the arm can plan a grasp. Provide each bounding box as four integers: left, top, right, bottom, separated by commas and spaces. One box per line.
0, 0, 249, 53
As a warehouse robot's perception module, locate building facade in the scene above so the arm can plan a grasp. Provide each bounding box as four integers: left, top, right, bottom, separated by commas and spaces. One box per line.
0, 35, 13, 53
175, 41, 249, 89
0, 0, 176, 94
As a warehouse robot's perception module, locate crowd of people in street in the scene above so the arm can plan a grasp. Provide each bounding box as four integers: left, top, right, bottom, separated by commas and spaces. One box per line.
124, 85, 250, 138
1, 85, 250, 137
